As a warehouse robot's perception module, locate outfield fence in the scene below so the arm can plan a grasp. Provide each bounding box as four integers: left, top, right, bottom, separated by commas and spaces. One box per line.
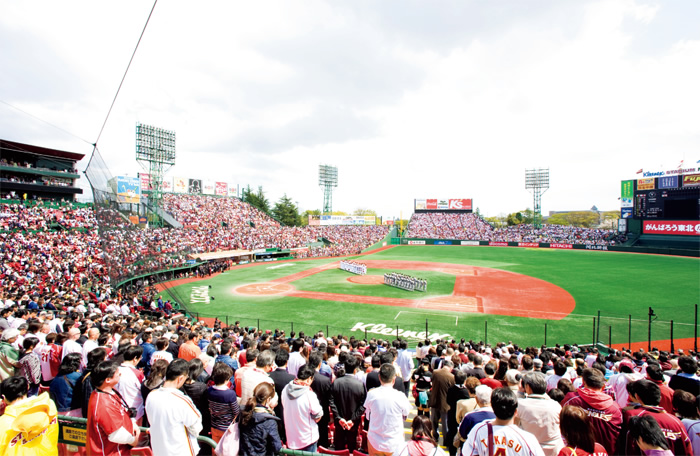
169, 301, 698, 352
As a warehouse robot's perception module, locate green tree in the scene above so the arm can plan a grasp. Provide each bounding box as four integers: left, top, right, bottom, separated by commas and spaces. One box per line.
272, 194, 300, 226
300, 209, 321, 226
546, 211, 599, 228
330, 211, 348, 216
353, 208, 377, 216
241, 185, 271, 215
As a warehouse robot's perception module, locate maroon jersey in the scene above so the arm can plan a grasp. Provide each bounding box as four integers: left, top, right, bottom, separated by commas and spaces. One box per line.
562, 388, 621, 455
621, 405, 692, 455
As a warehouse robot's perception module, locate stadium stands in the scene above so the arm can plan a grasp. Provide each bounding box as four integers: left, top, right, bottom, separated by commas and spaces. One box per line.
406, 212, 623, 245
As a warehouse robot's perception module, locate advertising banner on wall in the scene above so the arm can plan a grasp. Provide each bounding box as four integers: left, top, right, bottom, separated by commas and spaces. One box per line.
318, 215, 376, 226
621, 180, 633, 208
621, 208, 633, 219
682, 173, 700, 187
203, 180, 215, 195
116, 176, 141, 204
643, 220, 700, 235
637, 178, 655, 190
415, 198, 472, 211
188, 179, 202, 194
173, 177, 187, 193
215, 182, 228, 196
162, 178, 172, 192
139, 173, 151, 191
658, 175, 679, 189
229, 185, 237, 197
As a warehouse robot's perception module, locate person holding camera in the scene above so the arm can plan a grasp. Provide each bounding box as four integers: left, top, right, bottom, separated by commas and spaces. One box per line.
86, 360, 141, 455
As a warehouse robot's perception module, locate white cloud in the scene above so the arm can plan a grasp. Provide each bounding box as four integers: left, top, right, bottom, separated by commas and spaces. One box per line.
1, 0, 698, 219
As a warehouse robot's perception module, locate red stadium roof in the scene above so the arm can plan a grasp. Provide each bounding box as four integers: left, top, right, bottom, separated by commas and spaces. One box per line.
0, 139, 85, 162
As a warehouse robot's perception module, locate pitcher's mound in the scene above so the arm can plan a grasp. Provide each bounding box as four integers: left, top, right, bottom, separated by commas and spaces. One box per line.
347, 275, 384, 285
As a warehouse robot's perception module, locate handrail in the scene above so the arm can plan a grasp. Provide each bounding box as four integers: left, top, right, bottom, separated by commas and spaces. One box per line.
57, 414, 331, 455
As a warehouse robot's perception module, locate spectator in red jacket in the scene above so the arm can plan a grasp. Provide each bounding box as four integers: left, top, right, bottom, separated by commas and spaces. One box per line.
618, 379, 692, 455
562, 368, 622, 455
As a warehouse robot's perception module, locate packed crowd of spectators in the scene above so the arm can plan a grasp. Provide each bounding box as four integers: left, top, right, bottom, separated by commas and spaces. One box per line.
0, 292, 698, 455
0, 172, 74, 188
407, 213, 493, 241
0, 157, 79, 175
406, 213, 623, 246
1, 196, 389, 285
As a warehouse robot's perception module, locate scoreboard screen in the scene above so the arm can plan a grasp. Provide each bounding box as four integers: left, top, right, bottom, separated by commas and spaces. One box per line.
633, 177, 699, 220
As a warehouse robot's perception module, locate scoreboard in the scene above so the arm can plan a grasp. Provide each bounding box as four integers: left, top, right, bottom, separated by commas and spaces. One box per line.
626, 173, 700, 221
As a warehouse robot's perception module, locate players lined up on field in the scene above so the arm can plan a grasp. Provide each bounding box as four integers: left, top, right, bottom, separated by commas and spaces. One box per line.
384, 272, 427, 292
339, 260, 367, 275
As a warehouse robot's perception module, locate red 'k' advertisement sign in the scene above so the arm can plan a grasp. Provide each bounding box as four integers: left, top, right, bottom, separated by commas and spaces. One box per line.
643, 220, 700, 235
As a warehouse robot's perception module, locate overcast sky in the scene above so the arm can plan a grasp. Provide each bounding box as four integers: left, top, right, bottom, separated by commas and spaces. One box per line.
1, 1, 699, 219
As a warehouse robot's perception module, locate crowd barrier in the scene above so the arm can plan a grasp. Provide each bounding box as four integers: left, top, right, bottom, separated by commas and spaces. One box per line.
57, 415, 337, 455
391, 237, 700, 257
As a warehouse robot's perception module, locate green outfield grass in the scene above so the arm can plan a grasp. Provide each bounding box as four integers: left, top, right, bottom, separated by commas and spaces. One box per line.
161, 246, 700, 348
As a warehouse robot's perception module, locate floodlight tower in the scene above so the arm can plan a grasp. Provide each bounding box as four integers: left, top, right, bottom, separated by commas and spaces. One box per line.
525, 168, 549, 229
136, 123, 176, 227
318, 164, 338, 215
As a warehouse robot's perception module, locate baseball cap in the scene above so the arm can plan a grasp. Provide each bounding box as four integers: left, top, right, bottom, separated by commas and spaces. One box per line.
619, 359, 636, 371
2, 328, 20, 340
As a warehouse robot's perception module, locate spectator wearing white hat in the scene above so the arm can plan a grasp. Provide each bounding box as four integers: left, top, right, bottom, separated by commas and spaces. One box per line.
0, 328, 21, 380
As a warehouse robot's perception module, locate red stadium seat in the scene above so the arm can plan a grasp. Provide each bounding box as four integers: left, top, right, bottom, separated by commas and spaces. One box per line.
318, 447, 350, 456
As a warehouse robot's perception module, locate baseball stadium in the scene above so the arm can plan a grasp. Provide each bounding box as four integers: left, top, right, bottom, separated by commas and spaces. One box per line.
1, 136, 699, 455
2, 2, 700, 455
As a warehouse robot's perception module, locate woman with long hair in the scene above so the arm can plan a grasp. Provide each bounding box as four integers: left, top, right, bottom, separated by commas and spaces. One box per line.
412, 358, 433, 416
628, 415, 673, 456
558, 405, 607, 456
141, 359, 169, 427
397, 415, 446, 456
49, 352, 82, 413
239, 382, 282, 456
183, 358, 211, 438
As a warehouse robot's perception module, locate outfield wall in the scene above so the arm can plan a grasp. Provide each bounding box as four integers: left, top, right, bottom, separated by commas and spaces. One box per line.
391, 238, 700, 257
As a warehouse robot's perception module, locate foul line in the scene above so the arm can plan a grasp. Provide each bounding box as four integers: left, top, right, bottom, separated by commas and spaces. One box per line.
395, 310, 460, 326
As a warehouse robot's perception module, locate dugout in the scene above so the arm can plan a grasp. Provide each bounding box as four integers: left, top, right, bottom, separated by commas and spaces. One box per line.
193, 249, 255, 264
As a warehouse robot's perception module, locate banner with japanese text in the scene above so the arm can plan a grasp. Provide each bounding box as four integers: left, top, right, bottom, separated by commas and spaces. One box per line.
643, 220, 700, 235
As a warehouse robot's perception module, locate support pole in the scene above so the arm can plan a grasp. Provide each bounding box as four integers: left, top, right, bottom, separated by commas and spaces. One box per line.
608, 326, 612, 348
596, 310, 601, 345
670, 320, 674, 354
695, 305, 698, 353
485, 321, 488, 345
397, 325, 400, 340
426, 319, 429, 337
648, 309, 652, 352
592, 317, 596, 346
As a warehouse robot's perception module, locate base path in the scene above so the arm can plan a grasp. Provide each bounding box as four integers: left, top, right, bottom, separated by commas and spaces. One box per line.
235, 259, 575, 320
